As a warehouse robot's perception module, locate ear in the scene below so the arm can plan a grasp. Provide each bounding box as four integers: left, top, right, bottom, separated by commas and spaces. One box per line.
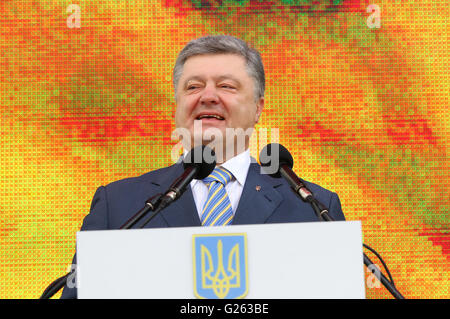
254, 96, 264, 123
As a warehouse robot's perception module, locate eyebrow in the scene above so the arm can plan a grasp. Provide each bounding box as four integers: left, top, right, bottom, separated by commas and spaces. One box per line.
183, 76, 204, 84
215, 74, 242, 84
183, 74, 242, 86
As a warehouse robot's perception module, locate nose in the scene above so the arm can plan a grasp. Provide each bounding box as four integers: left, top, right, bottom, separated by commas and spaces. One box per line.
199, 84, 219, 106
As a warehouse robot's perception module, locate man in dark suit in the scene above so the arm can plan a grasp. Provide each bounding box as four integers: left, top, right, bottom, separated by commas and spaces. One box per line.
61, 35, 345, 298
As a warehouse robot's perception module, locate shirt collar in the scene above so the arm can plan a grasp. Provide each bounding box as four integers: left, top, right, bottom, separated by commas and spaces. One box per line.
184, 149, 251, 186
220, 149, 251, 186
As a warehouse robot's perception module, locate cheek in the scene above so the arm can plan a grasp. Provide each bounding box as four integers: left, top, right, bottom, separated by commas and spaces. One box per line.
234, 103, 257, 125
174, 108, 181, 126
175, 99, 195, 121
174, 106, 189, 129
185, 96, 199, 113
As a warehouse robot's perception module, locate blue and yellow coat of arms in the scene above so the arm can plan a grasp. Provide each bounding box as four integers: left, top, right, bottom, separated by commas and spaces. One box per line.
192, 233, 248, 299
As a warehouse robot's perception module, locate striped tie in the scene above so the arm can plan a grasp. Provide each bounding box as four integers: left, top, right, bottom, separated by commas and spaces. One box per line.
201, 166, 234, 226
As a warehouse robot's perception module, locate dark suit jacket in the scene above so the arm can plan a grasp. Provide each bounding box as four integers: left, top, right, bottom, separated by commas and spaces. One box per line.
61, 161, 345, 298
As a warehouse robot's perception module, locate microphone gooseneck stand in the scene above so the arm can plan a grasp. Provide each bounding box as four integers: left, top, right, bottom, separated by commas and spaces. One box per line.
40, 193, 165, 299
119, 193, 163, 229
40, 272, 72, 300
283, 169, 405, 299
259, 143, 405, 299
285, 169, 404, 295
306, 196, 404, 299
40, 145, 216, 299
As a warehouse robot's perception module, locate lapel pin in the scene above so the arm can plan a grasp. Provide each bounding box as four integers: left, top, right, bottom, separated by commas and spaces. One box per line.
255, 185, 261, 191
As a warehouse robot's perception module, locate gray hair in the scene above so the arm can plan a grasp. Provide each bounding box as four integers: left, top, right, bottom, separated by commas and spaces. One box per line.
173, 35, 265, 100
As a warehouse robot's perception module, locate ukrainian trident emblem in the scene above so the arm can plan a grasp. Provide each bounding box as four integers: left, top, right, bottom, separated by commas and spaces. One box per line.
193, 234, 248, 299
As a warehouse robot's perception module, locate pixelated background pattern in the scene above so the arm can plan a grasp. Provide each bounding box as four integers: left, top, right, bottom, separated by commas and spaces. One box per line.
0, 1, 448, 298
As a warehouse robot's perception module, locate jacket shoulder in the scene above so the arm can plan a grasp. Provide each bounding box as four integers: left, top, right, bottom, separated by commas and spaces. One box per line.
104, 164, 181, 190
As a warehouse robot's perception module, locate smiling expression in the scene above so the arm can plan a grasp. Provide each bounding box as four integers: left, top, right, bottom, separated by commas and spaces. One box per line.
174, 54, 264, 154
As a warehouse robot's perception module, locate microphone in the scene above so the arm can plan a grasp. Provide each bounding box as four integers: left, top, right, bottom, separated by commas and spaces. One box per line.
121, 145, 216, 229
158, 145, 216, 209
138, 145, 216, 228
259, 143, 405, 299
259, 143, 314, 203
40, 145, 216, 299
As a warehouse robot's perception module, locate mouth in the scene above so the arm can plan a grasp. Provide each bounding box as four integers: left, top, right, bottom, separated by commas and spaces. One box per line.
195, 114, 225, 121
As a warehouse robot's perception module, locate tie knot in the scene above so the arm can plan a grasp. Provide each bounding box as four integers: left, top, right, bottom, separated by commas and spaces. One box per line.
203, 167, 233, 186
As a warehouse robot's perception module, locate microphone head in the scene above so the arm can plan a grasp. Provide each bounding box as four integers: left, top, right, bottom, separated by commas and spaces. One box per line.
259, 143, 294, 178
183, 145, 216, 179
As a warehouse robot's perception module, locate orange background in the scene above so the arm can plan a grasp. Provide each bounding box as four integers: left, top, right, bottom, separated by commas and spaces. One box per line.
0, 1, 448, 298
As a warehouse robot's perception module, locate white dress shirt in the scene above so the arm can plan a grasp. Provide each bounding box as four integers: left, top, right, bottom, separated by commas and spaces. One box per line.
188, 149, 251, 220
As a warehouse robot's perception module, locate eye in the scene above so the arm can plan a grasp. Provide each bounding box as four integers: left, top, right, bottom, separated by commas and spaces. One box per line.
187, 84, 200, 90
220, 84, 235, 89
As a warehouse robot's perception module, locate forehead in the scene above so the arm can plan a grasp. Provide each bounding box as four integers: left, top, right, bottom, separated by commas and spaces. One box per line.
180, 54, 251, 82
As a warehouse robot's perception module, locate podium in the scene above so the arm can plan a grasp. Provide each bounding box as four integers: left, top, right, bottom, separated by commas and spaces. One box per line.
76, 221, 365, 299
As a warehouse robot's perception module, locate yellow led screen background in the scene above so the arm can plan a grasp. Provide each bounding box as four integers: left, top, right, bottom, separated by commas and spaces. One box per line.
0, 1, 448, 298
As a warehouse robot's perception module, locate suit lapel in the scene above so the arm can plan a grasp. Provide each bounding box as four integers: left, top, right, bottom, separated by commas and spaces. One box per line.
232, 163, 283, 225
161, 185, 201, 227
143, 163, 201, 228
142, 162, 284, 227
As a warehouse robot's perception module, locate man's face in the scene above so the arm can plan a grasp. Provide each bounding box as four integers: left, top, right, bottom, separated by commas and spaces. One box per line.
174, 54, 264, 155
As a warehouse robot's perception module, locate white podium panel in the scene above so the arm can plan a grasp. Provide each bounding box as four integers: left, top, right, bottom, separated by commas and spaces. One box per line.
76, 221, 365, 299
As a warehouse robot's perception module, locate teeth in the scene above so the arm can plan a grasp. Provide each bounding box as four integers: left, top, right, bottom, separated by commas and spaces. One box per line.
197, 114, 224, 120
